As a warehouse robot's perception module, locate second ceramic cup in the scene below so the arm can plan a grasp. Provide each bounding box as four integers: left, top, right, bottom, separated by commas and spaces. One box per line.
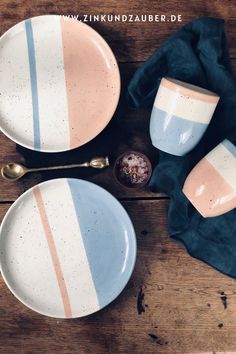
183, 139, 236, 217
150, 78, 220, 156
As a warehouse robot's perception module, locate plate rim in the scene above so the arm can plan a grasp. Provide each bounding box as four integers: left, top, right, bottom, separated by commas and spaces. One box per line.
0, 178, 137, 318
0, 14, 121, 153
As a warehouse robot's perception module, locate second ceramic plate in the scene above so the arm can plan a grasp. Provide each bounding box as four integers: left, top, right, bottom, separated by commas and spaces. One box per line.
0, 179, 136, 318
0, 15, 120, 152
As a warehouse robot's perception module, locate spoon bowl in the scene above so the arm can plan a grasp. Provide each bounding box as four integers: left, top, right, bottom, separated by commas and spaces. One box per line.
1, 163, 27, 181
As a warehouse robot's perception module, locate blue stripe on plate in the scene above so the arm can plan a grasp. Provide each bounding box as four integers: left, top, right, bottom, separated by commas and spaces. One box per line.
150, 106, 208, 156
67, 178, 136, 309
222, 139, 236, 158
25, 19, 40, 151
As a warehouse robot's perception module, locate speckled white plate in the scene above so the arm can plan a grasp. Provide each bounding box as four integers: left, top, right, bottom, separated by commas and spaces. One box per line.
0, 178, 136, 318
0, 15, 120, 152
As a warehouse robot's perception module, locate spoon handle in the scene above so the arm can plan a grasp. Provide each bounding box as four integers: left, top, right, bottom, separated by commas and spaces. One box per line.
27, 162, 91, 173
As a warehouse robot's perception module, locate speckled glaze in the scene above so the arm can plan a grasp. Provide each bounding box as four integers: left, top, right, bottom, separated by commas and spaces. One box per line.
150, 78, 220, 156
0, 179, 136, 318
0, 15, 120, 152
183, 139, 236, 217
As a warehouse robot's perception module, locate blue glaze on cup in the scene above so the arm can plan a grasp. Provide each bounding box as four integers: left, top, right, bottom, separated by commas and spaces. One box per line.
150, 106, 208, 156
222, 139, 236, 158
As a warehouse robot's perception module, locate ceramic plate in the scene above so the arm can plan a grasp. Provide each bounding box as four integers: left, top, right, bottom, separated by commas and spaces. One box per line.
0, 179, 136, 318
0, 15, 120, 152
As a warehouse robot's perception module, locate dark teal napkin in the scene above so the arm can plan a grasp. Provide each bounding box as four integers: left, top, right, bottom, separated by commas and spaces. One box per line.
127, 18, 236, 278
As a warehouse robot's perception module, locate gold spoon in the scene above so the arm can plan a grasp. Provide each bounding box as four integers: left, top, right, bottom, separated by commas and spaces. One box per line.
1, 157, 109, 182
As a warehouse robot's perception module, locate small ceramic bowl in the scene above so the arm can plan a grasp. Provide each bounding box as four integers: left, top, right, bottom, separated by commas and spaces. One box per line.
114, 151, 152, 189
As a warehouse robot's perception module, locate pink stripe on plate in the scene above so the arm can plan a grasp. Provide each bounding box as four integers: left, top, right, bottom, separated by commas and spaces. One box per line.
60, 17, 120, 150
33, 186, 72, 318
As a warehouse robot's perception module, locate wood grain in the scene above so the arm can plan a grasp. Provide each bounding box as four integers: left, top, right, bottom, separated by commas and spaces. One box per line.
1, 201, 236, 354
0, 0, 236, 62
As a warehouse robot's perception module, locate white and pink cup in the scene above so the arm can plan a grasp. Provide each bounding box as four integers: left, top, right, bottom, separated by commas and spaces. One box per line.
183, 139, 236, 217
150, 78, 220, 156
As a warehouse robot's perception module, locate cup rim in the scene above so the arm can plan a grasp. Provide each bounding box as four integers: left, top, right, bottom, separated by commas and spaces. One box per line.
161, 77, 220, 104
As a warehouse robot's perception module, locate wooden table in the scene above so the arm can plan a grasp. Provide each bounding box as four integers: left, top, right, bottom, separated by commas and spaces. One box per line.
0, 1, 236, 353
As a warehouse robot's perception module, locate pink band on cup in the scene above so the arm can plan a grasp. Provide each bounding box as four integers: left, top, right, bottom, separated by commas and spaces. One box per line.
161, 78, 219, 104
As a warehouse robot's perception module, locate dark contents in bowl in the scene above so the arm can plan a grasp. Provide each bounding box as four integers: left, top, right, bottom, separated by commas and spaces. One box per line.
115, 152, 151, 187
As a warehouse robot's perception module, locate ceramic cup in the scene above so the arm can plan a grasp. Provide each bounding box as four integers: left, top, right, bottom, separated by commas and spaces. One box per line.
183, 139, 236, 217
150, 78, 220, 156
